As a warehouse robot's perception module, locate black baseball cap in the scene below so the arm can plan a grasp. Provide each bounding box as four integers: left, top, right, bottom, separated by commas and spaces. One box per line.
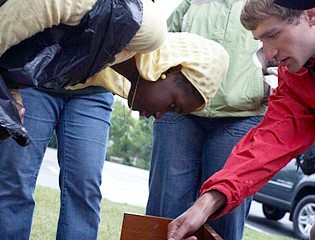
273, 0, 315, 10
274, 0, 315, 10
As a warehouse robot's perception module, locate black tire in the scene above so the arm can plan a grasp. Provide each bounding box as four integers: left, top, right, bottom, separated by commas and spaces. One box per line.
293, 195, 315, 240
262, 204, 286, 220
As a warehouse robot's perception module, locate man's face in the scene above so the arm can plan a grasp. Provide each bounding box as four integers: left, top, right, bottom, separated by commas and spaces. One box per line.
127, 71, 204, 119
252, 14, 315, 72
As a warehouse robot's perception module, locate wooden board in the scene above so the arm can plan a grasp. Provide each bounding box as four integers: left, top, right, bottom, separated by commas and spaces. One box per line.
120, 213, 222, 240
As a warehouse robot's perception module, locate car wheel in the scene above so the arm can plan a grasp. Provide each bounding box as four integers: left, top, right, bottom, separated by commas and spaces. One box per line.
293, 195, 315, 240
262, 204, 286, 220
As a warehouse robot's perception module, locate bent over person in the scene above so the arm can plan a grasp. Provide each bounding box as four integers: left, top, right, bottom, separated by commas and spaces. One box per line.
0, 0, 166, 144
0, 0, 230, 146
0, 0, 230, 239
0, 0, 163, 239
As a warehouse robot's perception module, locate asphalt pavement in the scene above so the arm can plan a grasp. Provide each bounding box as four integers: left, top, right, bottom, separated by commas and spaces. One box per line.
37, 148, 149, 207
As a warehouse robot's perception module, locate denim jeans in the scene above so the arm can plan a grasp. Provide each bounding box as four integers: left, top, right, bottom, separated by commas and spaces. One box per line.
0, 88, 113, 240
146, 112, 263, 240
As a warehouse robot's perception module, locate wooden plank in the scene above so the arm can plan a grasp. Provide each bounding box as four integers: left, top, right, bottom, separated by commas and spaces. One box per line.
120, 213, 222, 240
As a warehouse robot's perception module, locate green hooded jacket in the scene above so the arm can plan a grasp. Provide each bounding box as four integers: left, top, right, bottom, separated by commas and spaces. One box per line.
168, 0, 267, 117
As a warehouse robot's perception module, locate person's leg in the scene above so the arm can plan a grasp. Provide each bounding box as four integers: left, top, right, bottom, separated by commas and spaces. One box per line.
146, 112, 206, 218
0, 88, 59, 240
55, 92, 113, 240
202, 116, 263, 240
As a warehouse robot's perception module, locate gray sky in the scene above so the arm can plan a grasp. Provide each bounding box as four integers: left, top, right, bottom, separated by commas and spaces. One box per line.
154, 0, 182, 19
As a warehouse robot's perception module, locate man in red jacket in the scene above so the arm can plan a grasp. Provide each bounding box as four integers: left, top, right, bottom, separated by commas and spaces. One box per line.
167, 0, 315, 239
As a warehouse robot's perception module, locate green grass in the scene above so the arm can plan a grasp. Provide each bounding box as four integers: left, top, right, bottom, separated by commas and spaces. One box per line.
243, 229, 294, 240
31, 186, 144, 240
31, 186, 294, 240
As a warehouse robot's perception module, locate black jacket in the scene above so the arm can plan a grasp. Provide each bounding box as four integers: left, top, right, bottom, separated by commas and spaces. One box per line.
0, 0, 142, 145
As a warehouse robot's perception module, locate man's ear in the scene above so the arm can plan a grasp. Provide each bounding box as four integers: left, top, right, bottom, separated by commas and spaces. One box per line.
306, 8, 315, 26
167, 65, 182, 74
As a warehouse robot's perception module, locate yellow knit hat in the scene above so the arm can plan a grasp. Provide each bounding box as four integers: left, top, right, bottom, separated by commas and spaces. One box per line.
135, 32, 229, 110
70, 32, 229, 111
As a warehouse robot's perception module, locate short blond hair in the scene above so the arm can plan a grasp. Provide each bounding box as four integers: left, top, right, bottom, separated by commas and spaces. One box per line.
240, 0, 303, 30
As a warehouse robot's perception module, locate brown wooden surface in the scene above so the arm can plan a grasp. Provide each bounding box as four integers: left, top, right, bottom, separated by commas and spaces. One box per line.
120, 213, 222, 240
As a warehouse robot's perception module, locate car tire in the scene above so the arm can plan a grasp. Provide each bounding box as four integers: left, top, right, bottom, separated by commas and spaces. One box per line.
262, 204, 286, 220
293, 195, 315, 240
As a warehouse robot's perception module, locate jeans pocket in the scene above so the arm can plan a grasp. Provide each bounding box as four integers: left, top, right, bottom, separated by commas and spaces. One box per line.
224, 116, 263, 137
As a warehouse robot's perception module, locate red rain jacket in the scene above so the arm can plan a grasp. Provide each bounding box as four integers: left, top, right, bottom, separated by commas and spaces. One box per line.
201, 65, 315, 219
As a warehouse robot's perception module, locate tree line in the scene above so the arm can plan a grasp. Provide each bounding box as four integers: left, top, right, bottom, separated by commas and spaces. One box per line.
106, 100, 153, 169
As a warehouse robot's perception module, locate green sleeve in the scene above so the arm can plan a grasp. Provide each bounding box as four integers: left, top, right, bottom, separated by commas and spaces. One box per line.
167, 0, 191, 32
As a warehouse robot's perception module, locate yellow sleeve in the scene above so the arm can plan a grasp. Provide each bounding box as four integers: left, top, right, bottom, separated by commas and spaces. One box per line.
0, 0, 97, 56
67, 67, 131, 99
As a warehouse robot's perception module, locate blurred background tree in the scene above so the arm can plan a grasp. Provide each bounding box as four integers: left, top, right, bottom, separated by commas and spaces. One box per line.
106, 100, 153, 170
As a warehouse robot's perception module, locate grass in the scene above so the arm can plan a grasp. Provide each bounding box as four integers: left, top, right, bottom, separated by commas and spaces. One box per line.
31, 186, 294, 240
31, 186, 143, 240
243, 229, 294, 240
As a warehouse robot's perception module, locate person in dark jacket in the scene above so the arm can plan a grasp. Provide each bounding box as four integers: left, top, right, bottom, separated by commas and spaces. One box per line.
0, 0, 167, 144
0, 0, 152, 238
0, 1, 230, 239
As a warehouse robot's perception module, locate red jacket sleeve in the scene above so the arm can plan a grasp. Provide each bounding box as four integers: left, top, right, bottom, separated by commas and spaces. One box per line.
200, 67, 315, 219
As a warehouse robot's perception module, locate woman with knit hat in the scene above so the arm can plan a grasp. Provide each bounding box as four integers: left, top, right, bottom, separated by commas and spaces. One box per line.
73, 32, 229, 119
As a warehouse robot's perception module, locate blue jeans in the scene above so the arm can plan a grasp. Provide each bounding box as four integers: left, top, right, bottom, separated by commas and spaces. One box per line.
146, 112, 263, 240
0, 88, 113, 240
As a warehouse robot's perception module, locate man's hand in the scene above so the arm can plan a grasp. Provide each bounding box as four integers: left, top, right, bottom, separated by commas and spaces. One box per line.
167, 191, 226, 240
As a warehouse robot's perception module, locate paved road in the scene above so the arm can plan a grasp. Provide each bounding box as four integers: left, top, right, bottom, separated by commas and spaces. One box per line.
247, 202, 297, 239
38, 148, 297, 239
37, 148, 149, 207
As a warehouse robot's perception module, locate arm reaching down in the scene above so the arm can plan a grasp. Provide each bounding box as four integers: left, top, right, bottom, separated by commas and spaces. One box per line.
167, 191, 226, 240
167, 66, 315, 238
